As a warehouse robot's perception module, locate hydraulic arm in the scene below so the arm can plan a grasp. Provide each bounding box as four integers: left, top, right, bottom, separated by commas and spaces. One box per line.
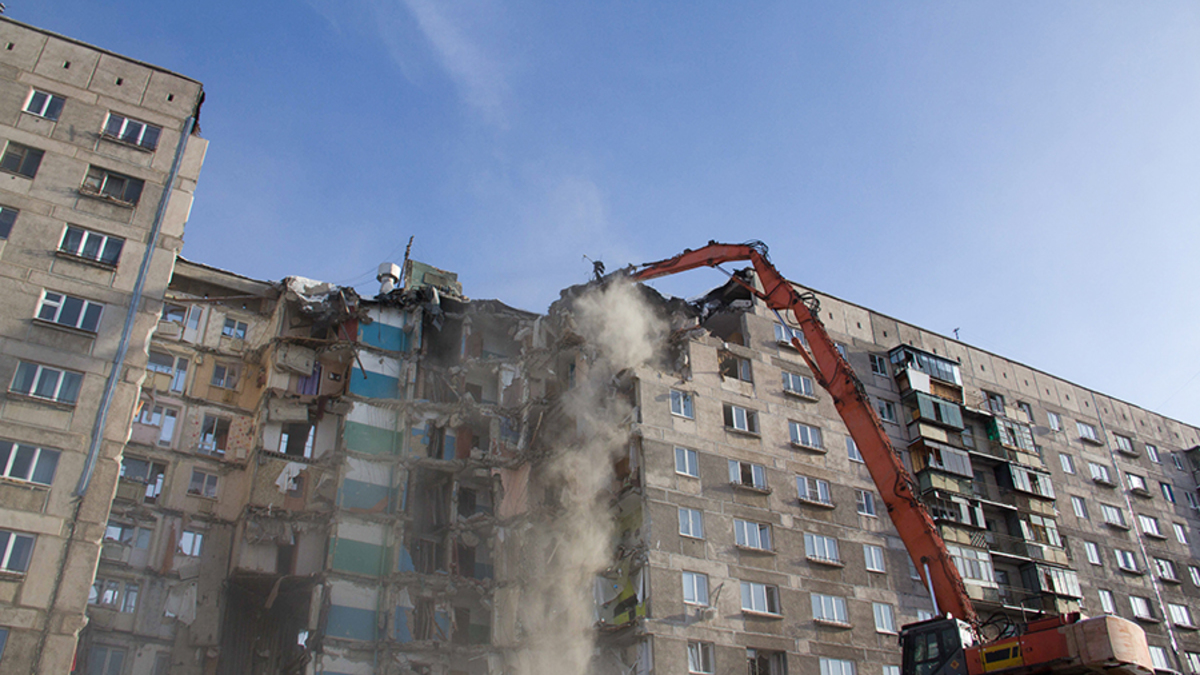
633, 240, 977, 626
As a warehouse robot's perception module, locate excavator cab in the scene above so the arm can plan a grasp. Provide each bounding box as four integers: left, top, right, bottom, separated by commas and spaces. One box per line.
901, 617, 975, 675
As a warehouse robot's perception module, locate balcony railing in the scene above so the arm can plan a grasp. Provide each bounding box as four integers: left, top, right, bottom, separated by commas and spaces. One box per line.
981, 532, 1070, 566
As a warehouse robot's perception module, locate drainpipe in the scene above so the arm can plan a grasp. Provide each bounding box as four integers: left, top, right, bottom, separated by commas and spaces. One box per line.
34, 115, 196, 674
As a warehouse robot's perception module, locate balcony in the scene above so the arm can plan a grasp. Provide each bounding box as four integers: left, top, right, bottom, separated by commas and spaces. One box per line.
975, 585, 1081, 616
916, 470, 974, 498
983, 532, 1070, 566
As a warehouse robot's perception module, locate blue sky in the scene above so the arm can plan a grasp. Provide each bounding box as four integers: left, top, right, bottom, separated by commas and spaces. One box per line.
19, 2, 1200, 424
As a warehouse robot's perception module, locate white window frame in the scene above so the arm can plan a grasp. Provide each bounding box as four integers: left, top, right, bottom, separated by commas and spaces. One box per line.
177, 530, 203, 557
1115, 434, 1135, 454
24, 89, 65, 120
1130, 595, 1155, 620
1070, 496, 1088, 519
734, 519, 772, 551
1161, 482, 1176, 503
1153, 558, 1178, 582
797, 475, 832, 505
682, 571, 709, 606
869, 354, 888, 376
724, 404, 759, 433
1059, 453, 1075, 474
210, 362, 239, 389
103, 112, 162, 150
222, 317, 248, 340
875, 398, 897, 423
1128, 473, 1148, 492
670, 389, 694, 419
1185, 491, 1200, 511
740, 580, 781, 615
675, 446, 699, 478
188, 469, 219, 498
729, 460, 768, 490
1184, 652, 1200, 674
856, 490, 877, 517
1100, 504, 1127, 528
1047, 411, 1061, 431
789, 421, 823, 449
947, 544, 995, 582
1150, 646, 1171, 671
1084, 541, 1102, 566
1077, 421, 1099, 441
1089, 462, 1113, 484
847, 437, 863, 463
10, 361, 83, 404
1190, 566, 1200, 587
1098, 589, 1115, 614
36, 290, 104, 332
811, 592, 848, 624
821, 658, 856, 675
782, 371, 815, 397
1115, 548, 1140, 573
0, 529, 35, 573
136, 404, 179, 447
679, 507, 704, 539
1138, 514, 1163, 538
873, 602, 896, 633
687, 641, 714, 675
863, 544, 886, 573
1173, 522, 1189, 545
0, 440, 59, 485
147, 351, 189, 393
1146, 444, 1160, 463
59, 224, 124, 266
805, 532, 841, 564
775, 322, 805, 346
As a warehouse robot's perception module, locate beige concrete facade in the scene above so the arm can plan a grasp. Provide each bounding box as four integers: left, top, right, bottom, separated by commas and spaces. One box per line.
0, 17, 205, 675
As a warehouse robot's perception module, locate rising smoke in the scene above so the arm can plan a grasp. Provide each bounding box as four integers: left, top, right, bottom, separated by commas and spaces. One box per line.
514, 277, 666, 675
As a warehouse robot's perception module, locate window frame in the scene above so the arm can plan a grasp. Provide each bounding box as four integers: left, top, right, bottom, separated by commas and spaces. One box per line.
35, 290, 104, 333
0, 529, 35, 573
1098, 589, 1115, 614
678, 507, 704, 539
1077, 421, 1099, 442
58, 224, 124, 267
187, 469, 219, 499
0, 440, 59, 485
1129, 595, 1155, 621
1070, 496, 1088, 520
847, 437, 863, 463
10, 361, 83, 405
146, 351, 189, 393
674, 446, 699, 478
210, 362, 240, 390
797, 475, 832, 506
177, 530, 204, 557
1114, 548, 1140, 573
729, 460, 768, 491
81, 165, 144, 205
1059, 453, 1075, 474
820, 657, 857, 675
1047, 411, 1061, 431
789, 420, 823, 449
682, 571, 709, 606
804, 532, 841, 564
863, 544, 886, 573
869, 353, 888, 376
0, 141, 43, 178
723, 403, 759, 434
856, 490, 877, 517
875, 398, 898, 423
102, 112, 162, 150
734, 519, 773, 551
669, 389, 694, 419
198, 414, 231, 456
1146, 444, 1160, 463
740, 580, 781, 615
811, 592, 849, 624
222, 317, 248, 340
1084, 541, 1102, 566
687, 641, 715, 675
782, 371, 815, 398
135, 403, 179, 447
873, 602, 897, 634
1172, 522, 1189, 545
24, 89, 65, 120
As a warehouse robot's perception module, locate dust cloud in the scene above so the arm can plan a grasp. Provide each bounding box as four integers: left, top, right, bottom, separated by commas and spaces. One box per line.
514, 278, 665, 675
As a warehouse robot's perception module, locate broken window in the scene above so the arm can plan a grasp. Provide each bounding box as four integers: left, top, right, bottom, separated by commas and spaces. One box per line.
199, 415, 230, 455
729, 460, 767, 490
718, 350, 752, 382
426, 425, 447, 459
222, 317, 248, 340
119, 457, 166, 503
411, 538, 444, 574
161, 303, 186, 324
177, 530, 203, 557
747, 648, 787, 675
137, 404, 179, 447
210, 363, 239, 389
279, 422, 314, 457
670, 390, 694, 418
81, 165, 143, 205
413, 598, 437, 640
723, 404, 759, 433
146, 351, 188, 392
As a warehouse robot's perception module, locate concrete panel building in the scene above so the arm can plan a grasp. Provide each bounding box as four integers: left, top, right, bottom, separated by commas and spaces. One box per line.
0, 17, 206, 675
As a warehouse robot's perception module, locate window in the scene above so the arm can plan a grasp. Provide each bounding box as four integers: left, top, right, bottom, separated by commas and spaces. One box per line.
210, 363, 239, 389
917, 609, 933, 621
1191, 566, 1200, 587
1150, 646, 1172, 672
1098, 589, 1115, 614
1115, 549, 1140, 573
740, 581, 781, 614
89, 578, 138, 613
279, 422, 314, 457
789, 421, 823, 449
103, 112, 162, 150
199, 415, 230, 455
670, 389, 694, 418
120, 457, 166, 502
1070, 496, 1088, 519
729, 460, 768, 490
0, 141, 43, 178
81, 165, 144, 205
1059, 453, 1075, 474
177, 530, 203, 557
1130, 596, 1155, 620
1185, 652, 1200, 674
1154, 558, 1178, 582
675, 447, 699, 477
682, 571, 709, 606
947, 544, 995, 582
1161, 482, 1176, 503
1173, 453, 1185, 471
161, 303, 187, 325
188, 469, 218, 498
884, 667, 900, 675
1100, 504, 1127, 528
1173, 522, 1189, 545
718, 350, 752, 382
0, 205, 16, 239
1077, 421, 1099, 442
1084, 541, 1102, 565
875, 398, 897, 423
873, 602, 896, 633
36, 291, 104, 332
10, 361, 82, 404
775, 322, 805, 346
147, 351, 188, 392
679, 508, 704, 539
1017, 401, 1034, 423
960, 426, 974, 448
1146, 444, 1160, 463
222, 317, 248, 340
856, 490, 877, 516
1089, 462, 1113, 485
1187, 491, 1200, 511
847, 437, 863, 462
24, 90, 65, 120
835, 343, 847, 358
782, 371, 815, 397
797, 475, 832, 505
864, 544, 886, 573
88, 646, 127, 675
804, 532, 840, 564
734, 519, 772, 550
984, 390, 1005, 415
820, 657, 856, 675
0, 441, 59, 485
811, 592, 848, 624
104, 522, 150, 549
687, 641, 714, 674
1115, 434, 1135, 454
59, 225, 124, 266
747, 649, 786, 675
870, 354, 888, 376
723, 404, 759, 433
1128, 473, 1148, 493
0, 529, 34, 573
1139, 515, 1163, 537
1047, 411, 1061, 431
136, 404, 178, 446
